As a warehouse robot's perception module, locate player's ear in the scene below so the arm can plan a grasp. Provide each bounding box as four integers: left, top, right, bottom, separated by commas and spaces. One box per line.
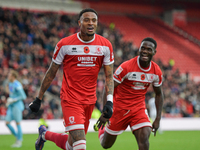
78, 20, 81, 27
153, 49, 157, 55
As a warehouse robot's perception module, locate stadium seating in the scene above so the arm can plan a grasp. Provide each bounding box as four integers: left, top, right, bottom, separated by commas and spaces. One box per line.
176, 21, 200, 40
0, 2, 200, 120
99, 14, 200, 78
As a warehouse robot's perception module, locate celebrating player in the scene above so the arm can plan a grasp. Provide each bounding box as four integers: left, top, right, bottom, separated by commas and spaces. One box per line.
29, 8, 114, 150
96, 37, 164, 150
5, 69, 27, 147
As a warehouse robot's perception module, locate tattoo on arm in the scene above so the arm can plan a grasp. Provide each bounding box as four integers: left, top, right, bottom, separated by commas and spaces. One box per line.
37, 62, 60, 99
104, 63, 114, 95
102, 64, 114, 106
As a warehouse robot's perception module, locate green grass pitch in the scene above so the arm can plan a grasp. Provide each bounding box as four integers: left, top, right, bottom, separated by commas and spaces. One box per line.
0, 131, 199, 150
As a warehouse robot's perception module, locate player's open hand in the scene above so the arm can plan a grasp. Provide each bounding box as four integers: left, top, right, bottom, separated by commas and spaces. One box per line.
29, 97, 42, 113
95, 113, 110, 130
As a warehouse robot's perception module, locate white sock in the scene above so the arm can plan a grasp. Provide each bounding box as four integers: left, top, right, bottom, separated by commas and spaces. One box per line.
73, 140, 86, 150
41, 131, 46, 141
65, 141, 73, 150
99, 133, 104, 145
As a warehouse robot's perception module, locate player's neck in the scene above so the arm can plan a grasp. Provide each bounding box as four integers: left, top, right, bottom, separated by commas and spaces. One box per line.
139, 60, 150, 69
79, 32, 94, 42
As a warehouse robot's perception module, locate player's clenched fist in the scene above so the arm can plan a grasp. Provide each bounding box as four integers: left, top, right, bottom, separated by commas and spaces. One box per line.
102, 101, 113, 119
29, 97, 42, 113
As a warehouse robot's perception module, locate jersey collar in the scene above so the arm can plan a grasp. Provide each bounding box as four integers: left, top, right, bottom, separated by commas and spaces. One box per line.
77, 32, 95, 43
137, 56, 151, 72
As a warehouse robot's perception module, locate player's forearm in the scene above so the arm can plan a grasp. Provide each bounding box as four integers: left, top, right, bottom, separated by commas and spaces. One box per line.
102, 79, 114, 107
37, 62, 59, 99
104, 66, 114, 103
155, 93, 164, 119
105, 78, 114, 96
102, 87, 106, 106
37, 71, 56, 100
104, 64, 114, 96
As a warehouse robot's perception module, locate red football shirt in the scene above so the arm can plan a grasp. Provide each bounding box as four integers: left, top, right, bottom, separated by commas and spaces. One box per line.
113, 56, 162, 110
52, 33, 114, 104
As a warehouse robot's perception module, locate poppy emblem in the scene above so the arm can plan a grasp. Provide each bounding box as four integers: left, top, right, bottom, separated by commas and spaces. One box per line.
84, 46, 90, 53
141, 74, 145, 80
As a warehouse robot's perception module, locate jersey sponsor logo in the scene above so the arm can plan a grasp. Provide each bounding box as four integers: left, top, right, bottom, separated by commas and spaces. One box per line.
69, 116, 76, 124
84, 46, 90, 53
132, 82, 150, 90
95, 46, 103, 54
78, 57, 97, 61
115, 66, 123, 75
77, 56, 97, 67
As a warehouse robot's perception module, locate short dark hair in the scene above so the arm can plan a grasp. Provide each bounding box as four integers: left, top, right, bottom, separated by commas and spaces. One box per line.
142, 37, 157, 49
78, 8, 98, 20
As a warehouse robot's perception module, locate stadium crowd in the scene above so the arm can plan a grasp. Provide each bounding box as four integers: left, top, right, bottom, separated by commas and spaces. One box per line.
0, 8, 200, 120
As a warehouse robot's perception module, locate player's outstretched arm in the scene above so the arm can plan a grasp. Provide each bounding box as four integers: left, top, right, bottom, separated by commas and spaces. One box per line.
152, 86, 164, 136
29, 61, 60, 113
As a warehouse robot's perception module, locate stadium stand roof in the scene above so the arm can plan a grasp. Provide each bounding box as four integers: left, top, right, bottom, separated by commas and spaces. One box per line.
0, 0, 88, 14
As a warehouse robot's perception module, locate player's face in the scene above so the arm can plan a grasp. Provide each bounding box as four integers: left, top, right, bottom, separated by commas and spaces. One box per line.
139, 41, 156, 63
78, 12, 98, 36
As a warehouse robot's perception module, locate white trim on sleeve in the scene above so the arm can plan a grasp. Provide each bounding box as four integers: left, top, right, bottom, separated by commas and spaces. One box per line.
113, 77, 121, 83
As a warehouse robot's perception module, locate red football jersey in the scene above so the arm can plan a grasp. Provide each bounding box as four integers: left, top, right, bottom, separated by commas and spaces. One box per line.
52, 33, 114, 104
113, 56, 162, 110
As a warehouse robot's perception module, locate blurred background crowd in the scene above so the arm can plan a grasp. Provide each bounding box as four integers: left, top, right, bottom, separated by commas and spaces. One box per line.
0, 7, 200, 121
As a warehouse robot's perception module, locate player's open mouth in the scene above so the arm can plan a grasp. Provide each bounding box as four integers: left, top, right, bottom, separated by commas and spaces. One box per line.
141, 55, 149, 61
87, 27, 94, 32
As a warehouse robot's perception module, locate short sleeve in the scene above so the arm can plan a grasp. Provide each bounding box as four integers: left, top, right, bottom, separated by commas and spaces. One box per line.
103, 41, 114, 65
113, 62, 127, 83
153, 67, 163, 87
52, 39, 64, 65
